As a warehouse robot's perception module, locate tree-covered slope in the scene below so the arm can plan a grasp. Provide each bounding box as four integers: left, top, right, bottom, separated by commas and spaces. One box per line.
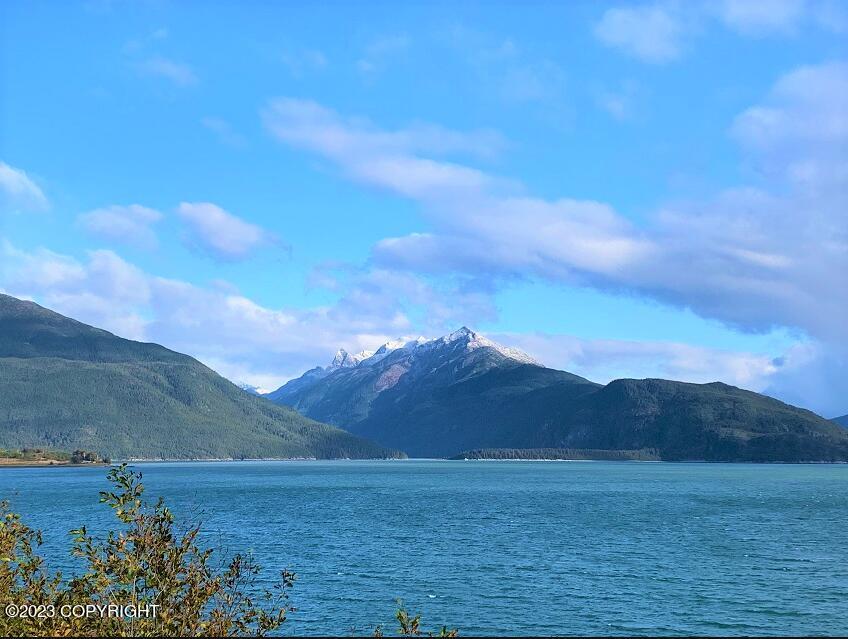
832, 414, 848, 428
0, 294, 183, 363
549, 379, 848, 462
0, 294, 399, 459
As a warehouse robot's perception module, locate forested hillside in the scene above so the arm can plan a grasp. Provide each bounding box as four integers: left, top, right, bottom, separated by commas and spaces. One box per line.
0, 294, 400, 460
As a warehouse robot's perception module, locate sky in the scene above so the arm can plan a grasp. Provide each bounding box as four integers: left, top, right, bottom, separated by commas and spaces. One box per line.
0, 0, 846, 416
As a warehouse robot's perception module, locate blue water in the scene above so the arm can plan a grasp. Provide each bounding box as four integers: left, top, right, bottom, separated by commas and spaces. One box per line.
2, 460, 847, 636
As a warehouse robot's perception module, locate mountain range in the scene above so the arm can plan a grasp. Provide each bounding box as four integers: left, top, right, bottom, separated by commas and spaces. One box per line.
0, 294, 400, 460
266, 328, 848, 461
2, 292, 845, 463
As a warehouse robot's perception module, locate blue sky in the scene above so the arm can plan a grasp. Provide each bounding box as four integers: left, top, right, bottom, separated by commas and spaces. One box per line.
1, 0, 846, 415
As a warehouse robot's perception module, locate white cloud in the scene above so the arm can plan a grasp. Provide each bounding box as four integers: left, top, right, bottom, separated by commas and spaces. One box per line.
595, 1, 842, 63
762, 342, 848, 417
77, 204, 163, 250
262, 98, 506, 199
1, 241, 85, 289
0, 162, 49, 213
176, 202, 275, 261
373, 197, 653, 279
496, 331, 782, 388
594, 4, 683, 63
263, 98, 504, 161
732, 61, 848, 147
138, 56, 197, 86
731, 61, 848, 190
1, 242, 150, 340
371, 179, 846, 344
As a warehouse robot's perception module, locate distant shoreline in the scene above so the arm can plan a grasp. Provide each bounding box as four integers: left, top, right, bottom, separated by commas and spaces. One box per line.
63, 457, 848, 465
0, 460, 110, 469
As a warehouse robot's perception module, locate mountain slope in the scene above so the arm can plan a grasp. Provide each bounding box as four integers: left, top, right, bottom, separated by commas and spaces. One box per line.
0, 294, 399, 459
833, 414, 848, 428
552, 378, 848, 462
267, 328, 848, 461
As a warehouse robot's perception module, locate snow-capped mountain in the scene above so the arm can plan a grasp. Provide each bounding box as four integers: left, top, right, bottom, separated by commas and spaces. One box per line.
429, 327, 539, 365
294, 327, 538, 379
263, 326, 579, 454
237, 382, 263, 395
266, 327, 539, 404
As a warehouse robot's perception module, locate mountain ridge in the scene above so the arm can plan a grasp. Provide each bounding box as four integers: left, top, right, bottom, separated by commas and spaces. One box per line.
267, 327, 848, 461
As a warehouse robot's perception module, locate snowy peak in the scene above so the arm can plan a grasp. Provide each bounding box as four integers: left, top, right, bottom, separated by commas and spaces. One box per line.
327, 328, 538, 370
447, 326, 475, 341
329, 349, 354, 369
363, 336, 431, 365
328, 348, 374, 370
427, 327, 539, 365
267, 325, 546, 423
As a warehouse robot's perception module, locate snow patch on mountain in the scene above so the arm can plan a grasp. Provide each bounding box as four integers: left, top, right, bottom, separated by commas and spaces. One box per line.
362, 336, 431, 366
328, 348, 374, 370
420, 327, 539, 365
329, 327, 538, 370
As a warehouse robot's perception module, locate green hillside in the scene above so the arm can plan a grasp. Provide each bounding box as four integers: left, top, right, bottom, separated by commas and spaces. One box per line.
557, 379, 848, 462
0, 294, 400, 459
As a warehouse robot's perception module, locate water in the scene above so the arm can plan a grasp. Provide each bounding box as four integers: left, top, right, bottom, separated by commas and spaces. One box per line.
2, 460, 846, 636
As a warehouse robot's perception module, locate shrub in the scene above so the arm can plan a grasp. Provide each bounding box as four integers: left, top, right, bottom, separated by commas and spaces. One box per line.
373, 600, 458, 637
0, 464, 294, 637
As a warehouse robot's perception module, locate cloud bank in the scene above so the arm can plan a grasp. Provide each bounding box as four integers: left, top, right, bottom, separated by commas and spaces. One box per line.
77, 204, 163, 250
262, 61, 847, 414
176, 202, 277, 261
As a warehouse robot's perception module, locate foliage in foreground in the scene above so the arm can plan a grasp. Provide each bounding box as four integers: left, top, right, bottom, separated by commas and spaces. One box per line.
1, 464, 294, 636
0, 464, 456, 637
373, 601, 458, 638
